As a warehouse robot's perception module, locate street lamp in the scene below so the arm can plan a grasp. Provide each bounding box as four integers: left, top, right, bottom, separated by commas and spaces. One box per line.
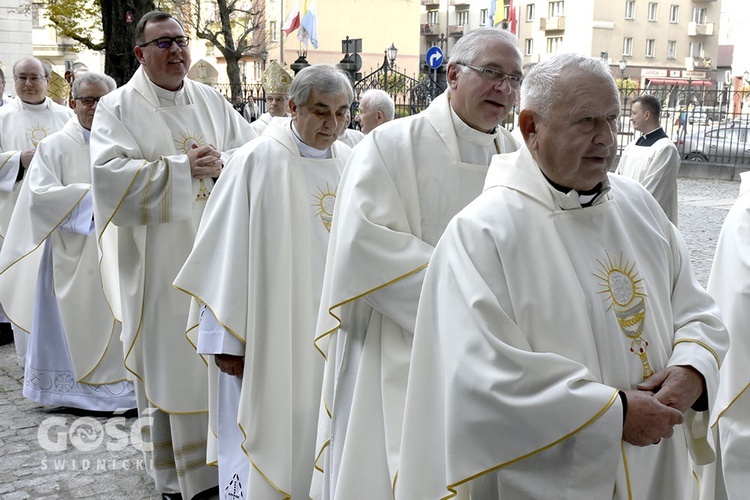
387, 43, 398, 69
260, 49, 268, 70
619, 57, 628, 82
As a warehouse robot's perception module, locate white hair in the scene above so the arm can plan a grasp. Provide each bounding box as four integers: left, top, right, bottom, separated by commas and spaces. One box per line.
360, 89, 395, 121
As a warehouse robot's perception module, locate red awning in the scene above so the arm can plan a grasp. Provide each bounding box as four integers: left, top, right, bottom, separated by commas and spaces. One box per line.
647, 78, 713, 86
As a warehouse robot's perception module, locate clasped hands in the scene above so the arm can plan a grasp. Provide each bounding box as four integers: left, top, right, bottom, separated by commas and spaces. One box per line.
621, 365, 705, 447
187, 143, 222, 179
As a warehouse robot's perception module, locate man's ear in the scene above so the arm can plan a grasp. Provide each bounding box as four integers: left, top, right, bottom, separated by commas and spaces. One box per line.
518, 109, 538, 149
446, 63, 460, 90
134, 46, 146, 65
288, 98, 298, 116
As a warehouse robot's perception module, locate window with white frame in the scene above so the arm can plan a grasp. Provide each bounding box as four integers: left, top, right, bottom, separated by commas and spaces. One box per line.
269, 21, 278, 42
648, 3, 657, 21
525, 38, 534, 56
427, 10, 439, 25
31, 3, 43, 28
480, 8, 488, 26
669, 5, 679, 23
625, 0, 635, 20
667, 40, 676, 59
547, 36, 563, 54
549, 1, 564, 18
623, 37, 633, 56
526, 4, 535, 21
646, 39, 655, 57
456, 10, 469, 26
689, 41, 704, 57
692, 7, 705, 24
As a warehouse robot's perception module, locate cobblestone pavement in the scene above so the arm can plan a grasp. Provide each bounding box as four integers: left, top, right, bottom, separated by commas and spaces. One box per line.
0, 177, 741, 499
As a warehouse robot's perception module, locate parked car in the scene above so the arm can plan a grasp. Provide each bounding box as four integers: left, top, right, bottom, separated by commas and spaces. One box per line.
677, 123, 750, 164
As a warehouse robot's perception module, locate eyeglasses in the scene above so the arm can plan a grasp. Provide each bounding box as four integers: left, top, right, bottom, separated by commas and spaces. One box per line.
14, 75, 45, 84
138, 36, 190, 49
456, 63, 523, 89
75, 96, 103, 106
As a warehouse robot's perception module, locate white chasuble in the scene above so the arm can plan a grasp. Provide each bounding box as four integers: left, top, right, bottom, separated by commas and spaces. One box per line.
701, 171, 750, 499
311, 91, 519, 500
396, 147, 728, 500
174, 119, 349, 498
615, 137, 680, 225
90, 67, 255, 413
0, 119, 131, 390
0, 97, 73, 250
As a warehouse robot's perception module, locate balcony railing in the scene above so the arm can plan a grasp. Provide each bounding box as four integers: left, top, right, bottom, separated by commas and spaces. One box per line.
686, 56, 713, 69
539, 16, 566, 31
421, 0, 440, 6
688, 22, 715, 36
448, 24, 465, 37
420, 23, 441, 35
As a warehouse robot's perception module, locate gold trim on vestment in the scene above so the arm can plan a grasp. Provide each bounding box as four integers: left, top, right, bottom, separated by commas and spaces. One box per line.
0, 188, 91, 334
424, 389, 620, 500
238, 422, 292, 499
710, 382, 750, 429
620, 441, 633, 500
673, 338, 722, 368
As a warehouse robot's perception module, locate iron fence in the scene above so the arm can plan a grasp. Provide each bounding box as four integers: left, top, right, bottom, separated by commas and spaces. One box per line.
618, 84, 750, 165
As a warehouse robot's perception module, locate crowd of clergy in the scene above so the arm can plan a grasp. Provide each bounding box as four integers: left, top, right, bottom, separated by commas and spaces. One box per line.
0, 8, 747, 500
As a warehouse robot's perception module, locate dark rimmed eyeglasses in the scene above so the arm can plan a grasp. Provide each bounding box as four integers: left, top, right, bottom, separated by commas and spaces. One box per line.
456, 63, 523, 89
138, 36, 190, 49
75, 96, 103, 106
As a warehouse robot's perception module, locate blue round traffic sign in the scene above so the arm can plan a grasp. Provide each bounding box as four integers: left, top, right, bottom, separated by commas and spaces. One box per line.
426, 46, 444, 69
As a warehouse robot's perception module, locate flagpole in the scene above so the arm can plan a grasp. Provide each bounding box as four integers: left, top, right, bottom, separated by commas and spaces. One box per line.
280, 0, 285, 64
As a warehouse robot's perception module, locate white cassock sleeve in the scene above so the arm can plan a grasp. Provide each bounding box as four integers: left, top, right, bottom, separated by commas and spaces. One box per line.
0, 156, 20, 192
196, 306, 245, 356
58, 190, 95, 235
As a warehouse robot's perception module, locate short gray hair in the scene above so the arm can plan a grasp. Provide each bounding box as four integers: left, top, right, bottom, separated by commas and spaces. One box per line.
290, 64, 353, 106
361, 89, 395, 121
448, 28, 521, 67
521, 53, 619, 119
71, 72, 116, 98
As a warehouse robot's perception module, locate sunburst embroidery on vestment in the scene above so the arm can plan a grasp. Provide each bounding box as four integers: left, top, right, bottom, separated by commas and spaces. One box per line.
175, 131, 211, 202
312, 183, 337, 232
594, 251, 654, 380
27, 124, 51, 147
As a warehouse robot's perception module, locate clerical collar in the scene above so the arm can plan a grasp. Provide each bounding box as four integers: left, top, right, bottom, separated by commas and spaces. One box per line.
449, 103, 498, 147
635, 127, 668, 147
80, 125, 91, 145
290, 122, 331, 159
543, 171, 606, 207
149, 78, 187, 107
20, 99, 48, 111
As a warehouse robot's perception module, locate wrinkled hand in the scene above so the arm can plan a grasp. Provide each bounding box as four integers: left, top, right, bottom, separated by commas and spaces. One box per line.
214, 354, 244, 379
21, 149, 36, 169
187, 144, 222, 179
621, 390, 684, 446
637, 365, 706, 413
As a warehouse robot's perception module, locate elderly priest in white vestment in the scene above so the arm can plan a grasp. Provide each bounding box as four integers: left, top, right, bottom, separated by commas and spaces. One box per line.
0, 72, 135, 411
311, 27, 522, 500
700, 171, 750, 500
174, 64, 353, 500
396, 53, 729, 500
90, 10, 255, 500
0, 57, 74, 365
250, 60, 292, 136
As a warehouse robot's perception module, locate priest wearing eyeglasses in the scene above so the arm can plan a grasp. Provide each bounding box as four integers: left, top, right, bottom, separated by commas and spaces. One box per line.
90, 10, 255, 500
310, 27, 522, 500
0, 56, 74, 366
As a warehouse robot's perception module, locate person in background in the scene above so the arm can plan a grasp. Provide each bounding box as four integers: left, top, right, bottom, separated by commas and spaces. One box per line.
337, 109, 364, 147
355, 89, 394, 134
396, 53, 727, 500
311, 27, 522, 500
615, 94, 680, 225
90, 10, 255, 500
250, 60, 292, 136
0, 72, 136, 412
0, 56, 74, 365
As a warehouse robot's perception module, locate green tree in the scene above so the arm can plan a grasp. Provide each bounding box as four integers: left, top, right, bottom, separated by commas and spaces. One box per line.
31, 0, 156, 86
179, 0, 267, 102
